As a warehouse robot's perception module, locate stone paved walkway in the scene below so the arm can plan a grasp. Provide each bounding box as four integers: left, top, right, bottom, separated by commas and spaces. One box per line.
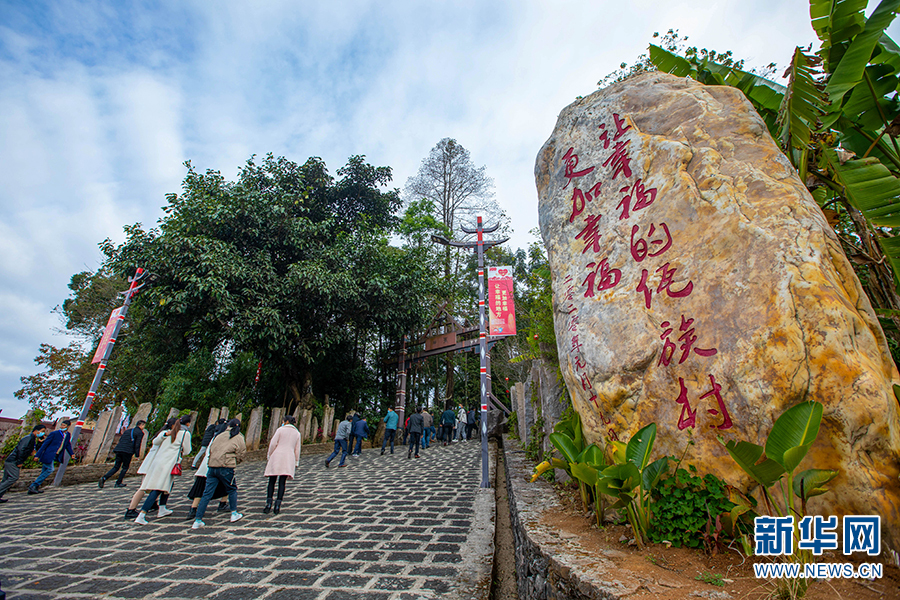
0, 439, 495, 600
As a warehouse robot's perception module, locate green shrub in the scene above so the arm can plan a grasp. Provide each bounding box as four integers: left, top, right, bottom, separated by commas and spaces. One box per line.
650, 465, 734, 549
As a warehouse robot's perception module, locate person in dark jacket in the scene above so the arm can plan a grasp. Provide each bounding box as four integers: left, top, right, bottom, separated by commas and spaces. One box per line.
440, 406, 457, 446
192, 418, 226, 468
347, 413, 361, 457
98, 420, 146, 489
466, 408, 477, 440
29, 420, 74, 494
351, 416, 369, 456
407, 407, 424, 459
0, 424, 47, 502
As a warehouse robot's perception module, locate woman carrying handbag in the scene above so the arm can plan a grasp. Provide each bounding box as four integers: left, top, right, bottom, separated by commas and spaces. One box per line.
133, 415, 192, 525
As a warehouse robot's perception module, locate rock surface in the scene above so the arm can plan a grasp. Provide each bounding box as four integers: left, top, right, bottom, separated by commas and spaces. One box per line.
536, 72, 900, 548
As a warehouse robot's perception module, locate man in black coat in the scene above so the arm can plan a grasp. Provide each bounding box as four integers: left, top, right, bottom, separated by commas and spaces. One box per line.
192, 418, 226, 468
0, 423, 47, 503
98, 420, 146, 489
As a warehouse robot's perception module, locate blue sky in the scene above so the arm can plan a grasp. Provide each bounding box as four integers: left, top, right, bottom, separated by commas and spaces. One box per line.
0, 0, 889, 419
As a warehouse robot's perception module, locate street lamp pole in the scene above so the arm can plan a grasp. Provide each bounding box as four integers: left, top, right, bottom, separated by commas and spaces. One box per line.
432, 216, 507, 488
52, 267, 149, 486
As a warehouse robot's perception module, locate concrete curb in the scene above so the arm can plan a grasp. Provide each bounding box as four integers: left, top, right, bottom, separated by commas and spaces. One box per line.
451, 439, 497, 600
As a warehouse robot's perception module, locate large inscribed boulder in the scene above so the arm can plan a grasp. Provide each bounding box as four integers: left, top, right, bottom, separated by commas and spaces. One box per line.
536, 72, 900, 548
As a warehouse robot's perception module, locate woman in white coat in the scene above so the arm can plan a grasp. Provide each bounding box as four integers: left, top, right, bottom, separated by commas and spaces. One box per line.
134, 416, 192, 524
263, 414, 302, 515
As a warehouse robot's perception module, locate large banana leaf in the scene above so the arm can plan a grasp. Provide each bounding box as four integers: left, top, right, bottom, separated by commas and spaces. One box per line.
570, 462, 600, 487
720, 438, 785, 487
793, 468, 840, 499
825, 148, 900, 226
810, 0, 868, 72
549, 432, 579, 464
765, 401, 824, 473
641, 456, 669, 492
826, 0, 900, 103
625, 423, 657, 470
649, 45, 694, 77
840, 64, 899, 131
579, 443, 606, 469
778, 47, 827, 152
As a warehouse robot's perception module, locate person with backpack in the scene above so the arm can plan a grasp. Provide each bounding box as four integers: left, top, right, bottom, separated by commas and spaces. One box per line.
466, 407, 477, 440
99, 420, 146, 488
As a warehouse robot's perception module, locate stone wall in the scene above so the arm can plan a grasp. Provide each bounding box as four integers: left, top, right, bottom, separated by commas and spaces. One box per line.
504, 435, 641, 600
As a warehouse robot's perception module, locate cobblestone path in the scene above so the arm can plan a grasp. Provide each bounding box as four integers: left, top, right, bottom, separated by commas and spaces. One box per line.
0, 439, 494, 600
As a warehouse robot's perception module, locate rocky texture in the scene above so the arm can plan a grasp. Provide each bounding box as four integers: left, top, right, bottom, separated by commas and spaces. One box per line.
246, 406, 263, 451
83, 405, 123, 464
536, 72, 900, 548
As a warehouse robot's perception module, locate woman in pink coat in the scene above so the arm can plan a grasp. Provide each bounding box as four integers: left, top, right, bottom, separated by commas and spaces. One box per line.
263, 414, 302, 514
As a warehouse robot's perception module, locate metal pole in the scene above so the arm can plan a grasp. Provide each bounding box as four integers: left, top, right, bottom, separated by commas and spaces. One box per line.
52, 267, 146, 486
396, 335, 407, 428
476, 217, 490, 488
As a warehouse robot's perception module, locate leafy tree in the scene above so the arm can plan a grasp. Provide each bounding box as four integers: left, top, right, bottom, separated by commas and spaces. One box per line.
99, 153, 436, 417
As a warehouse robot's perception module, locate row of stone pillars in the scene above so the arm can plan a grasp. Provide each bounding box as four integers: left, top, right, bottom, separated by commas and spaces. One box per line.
80, 398, 346, 465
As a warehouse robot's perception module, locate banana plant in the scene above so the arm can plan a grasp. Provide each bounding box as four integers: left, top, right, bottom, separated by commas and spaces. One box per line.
596, 423, 669, 548
720, 401, 837, 519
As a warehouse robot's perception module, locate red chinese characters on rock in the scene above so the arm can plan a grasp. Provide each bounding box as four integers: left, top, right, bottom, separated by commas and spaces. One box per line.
598, 113, 631, 149
582, 258, 621, 297
658, 315, 718, 367
575, 213, 603, 254
562, 147, 595, 189
673, 375, 732, 430
630, 223, 672, 262
570, 182, 603, 223
636, 262, 694, 309
617, 179, 657, 220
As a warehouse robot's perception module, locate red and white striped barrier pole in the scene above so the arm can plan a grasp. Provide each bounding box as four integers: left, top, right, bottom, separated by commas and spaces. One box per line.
52, 267, 148, 486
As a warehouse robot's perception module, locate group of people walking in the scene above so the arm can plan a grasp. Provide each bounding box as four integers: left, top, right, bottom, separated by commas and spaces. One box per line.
324, 403, 480, 468
2, 401, 479, 527
0, 419, 77, 502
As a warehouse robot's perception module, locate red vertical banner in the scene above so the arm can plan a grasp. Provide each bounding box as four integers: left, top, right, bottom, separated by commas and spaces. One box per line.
91, 307, 122, 364
488, 266, 517, 336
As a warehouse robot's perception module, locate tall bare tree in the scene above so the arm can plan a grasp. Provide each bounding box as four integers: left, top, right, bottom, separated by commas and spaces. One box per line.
405, 138, 504, 276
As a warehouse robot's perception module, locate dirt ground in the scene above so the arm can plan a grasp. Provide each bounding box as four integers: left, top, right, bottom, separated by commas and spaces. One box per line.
544, 482, 900, 600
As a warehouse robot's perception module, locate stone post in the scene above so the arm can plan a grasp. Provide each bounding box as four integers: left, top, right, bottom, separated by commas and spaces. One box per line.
132, 403, 153, 458
299, 409, 312, 444
205, 407, 220, 431
268, 407, 284, 444
332, 419, 340, 440
373, 420, 386, 448
515, 382, 526, 442
311, 416, 319, 443
246, 406, 263, 451
83, 405, 124, 464
323, 405, 334, 437
291, 405, 301, 422
166, 407, 179, 422
220, 407, 229, 421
